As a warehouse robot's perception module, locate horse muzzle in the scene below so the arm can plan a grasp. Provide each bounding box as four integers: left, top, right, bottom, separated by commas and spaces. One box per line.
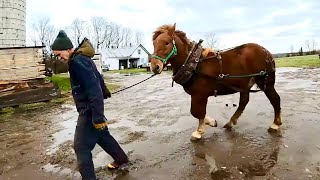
151, 61, 164, 74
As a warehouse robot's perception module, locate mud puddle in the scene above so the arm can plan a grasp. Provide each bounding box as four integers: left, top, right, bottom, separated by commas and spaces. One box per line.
1, 68, 320, 180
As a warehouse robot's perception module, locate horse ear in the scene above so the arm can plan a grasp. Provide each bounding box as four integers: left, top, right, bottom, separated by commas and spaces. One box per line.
172, 23, 176, 30
168, 23, 176, 37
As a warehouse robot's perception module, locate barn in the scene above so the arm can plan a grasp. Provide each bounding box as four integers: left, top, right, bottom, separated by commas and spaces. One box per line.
99, 44, 150, 70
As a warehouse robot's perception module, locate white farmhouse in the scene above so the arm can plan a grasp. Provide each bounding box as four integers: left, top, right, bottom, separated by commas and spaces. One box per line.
92, 53, 102, 74
99, 44, 150, 70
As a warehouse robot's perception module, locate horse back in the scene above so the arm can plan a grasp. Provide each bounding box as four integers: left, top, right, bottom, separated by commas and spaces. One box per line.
200, 43, 274, 77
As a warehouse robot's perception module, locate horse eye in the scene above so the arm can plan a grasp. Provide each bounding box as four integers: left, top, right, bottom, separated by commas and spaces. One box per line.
165, 42, 169, 45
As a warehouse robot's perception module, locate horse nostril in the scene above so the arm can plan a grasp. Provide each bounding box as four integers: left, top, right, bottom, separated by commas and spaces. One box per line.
155, 65, 160, 71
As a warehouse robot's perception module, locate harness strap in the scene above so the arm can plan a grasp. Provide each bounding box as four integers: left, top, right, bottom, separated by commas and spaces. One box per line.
218, 71, 267, 80
199, 49, 270, 81
217, 52, 223, 75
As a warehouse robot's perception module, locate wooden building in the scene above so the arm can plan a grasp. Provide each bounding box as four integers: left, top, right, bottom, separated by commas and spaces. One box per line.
0, 46, 60, 108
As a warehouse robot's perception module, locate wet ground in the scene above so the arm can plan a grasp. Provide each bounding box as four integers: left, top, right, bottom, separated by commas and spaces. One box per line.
1, 67, 320, 180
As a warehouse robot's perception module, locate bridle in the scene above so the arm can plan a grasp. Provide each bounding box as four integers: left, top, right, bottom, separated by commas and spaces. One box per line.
151, 37, 177, 64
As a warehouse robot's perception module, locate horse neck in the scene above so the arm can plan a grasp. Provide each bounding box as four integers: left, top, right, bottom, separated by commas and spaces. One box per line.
170, 36, 189, 75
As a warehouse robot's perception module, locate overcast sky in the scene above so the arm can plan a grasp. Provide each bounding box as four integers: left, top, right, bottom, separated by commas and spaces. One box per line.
26, 0, 319, 54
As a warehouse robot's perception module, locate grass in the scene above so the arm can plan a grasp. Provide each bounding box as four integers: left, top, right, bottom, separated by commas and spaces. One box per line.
107, 68, 149, 74
48, 73, 120, 98
47, 73, 71, 93
46, 73, 120, 93
105, 83, 120, 92
275, 55, 320, 68
0, 107, 15, 122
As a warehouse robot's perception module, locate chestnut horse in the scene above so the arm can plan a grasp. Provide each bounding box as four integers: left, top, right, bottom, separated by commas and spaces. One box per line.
150, 23, 282, 140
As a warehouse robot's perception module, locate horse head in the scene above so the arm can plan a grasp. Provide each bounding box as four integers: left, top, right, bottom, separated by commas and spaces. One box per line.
150, 23, 191, 75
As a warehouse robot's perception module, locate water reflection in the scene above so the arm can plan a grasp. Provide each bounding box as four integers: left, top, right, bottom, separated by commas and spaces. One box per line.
191, 131, 283, 179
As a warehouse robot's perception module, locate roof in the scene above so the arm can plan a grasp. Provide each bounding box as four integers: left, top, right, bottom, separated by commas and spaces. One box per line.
99, 44, 150, 58
0, 45, 45, 50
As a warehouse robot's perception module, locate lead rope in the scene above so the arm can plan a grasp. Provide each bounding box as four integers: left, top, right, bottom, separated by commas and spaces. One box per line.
111, 74, 157, 95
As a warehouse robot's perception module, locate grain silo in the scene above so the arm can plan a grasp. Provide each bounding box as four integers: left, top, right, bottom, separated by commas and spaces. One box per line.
0, 0, 26, 48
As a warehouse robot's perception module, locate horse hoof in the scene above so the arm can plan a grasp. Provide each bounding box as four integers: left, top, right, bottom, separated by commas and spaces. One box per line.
268, 127, 280, 133
190, 137, 201, 141
223, 123, 233, 131
191, 131, 202, 141
268, 123, 280, 133
206, 120, 218, 127
204, 116, 218, 127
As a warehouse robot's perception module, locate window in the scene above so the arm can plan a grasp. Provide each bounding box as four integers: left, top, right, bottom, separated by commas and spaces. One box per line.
138, 49, 141, 54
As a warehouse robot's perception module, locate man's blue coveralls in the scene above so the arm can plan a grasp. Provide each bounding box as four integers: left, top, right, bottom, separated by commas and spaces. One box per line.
68, 39, 128, 179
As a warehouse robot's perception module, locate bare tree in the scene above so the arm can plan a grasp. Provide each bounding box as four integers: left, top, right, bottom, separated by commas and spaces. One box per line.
109, 23, 123, 48
84, 25, 95, 45
32, 17, 49, 46
45, 25, 58, 49
121, 28, 133, 47
134, 31, 144, 45
67, 18, 87, 47
29, 29, 39, 46
305, 40, 311, 53
102, 22, 113, 48
204, 32, 219, 49
312, 39, 317, 52
32, 17, 58, 50
290, 45, 294, 54
91, 16, 108, 49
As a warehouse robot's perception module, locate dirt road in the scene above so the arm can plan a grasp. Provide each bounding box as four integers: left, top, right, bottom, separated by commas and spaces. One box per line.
1, 67, 320, 180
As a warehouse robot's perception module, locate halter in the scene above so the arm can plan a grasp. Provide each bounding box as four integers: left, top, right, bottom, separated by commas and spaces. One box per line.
151, 39, 177, 63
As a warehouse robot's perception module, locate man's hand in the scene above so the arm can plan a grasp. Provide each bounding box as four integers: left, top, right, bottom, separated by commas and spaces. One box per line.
102, 85, 111, 99
105, 88, 111, 98
94, 122, 108, 131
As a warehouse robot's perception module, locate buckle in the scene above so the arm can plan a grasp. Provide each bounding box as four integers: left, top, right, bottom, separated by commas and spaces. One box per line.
218, 74, 225, 79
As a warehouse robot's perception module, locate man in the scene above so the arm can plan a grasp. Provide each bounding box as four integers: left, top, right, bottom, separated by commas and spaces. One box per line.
51, 30, 129, 180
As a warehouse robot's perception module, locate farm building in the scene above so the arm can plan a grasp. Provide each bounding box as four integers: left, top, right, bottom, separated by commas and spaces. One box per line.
99, 44, 150, 70
92, 53, 102, 74
0, 46, 60, 108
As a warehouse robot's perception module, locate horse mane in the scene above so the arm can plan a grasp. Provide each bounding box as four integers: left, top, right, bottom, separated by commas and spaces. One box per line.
152, 24, 191, 46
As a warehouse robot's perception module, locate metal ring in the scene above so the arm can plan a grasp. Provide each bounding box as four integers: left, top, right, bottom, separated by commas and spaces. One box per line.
260, 71, 266, 76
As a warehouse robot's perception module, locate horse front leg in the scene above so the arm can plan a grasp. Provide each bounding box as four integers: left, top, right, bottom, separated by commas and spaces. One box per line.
190, 95, 217, 140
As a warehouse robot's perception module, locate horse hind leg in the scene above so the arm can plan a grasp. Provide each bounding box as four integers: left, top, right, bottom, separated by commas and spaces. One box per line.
223, 91, 250, 130
256, 73, 282, 132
